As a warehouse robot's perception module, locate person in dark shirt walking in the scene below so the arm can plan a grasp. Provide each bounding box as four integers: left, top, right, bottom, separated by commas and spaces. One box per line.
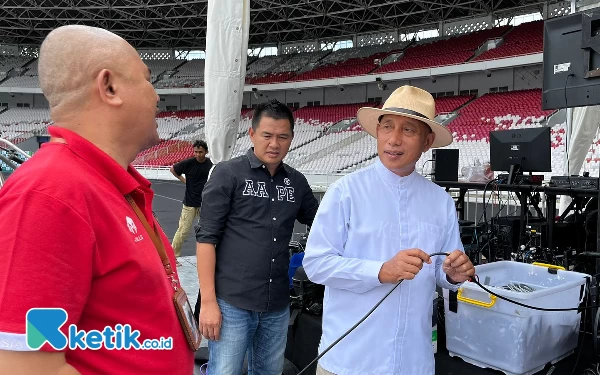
195, 100, 319, 375
170, 140, 213, 259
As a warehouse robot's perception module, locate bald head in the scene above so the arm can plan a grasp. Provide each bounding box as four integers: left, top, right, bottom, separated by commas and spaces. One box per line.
39, 25, 138, 116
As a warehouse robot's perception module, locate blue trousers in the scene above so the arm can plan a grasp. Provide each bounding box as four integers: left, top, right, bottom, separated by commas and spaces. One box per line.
207, 298, 289, 375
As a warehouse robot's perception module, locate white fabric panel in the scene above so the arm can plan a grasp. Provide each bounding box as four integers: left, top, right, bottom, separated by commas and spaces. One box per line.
557, 0, 600, 214
204, 0, 250, 164
559, 105, 600, 213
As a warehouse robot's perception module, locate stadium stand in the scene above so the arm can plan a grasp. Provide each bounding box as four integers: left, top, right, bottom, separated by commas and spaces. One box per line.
0, 108, 51, 144
285, 131, 361, 168
295, 132, 375, 173
290, 47, 387, 81
416, 89, 559, 178
143, 59, 185, 82
0, 75, 39, 88
132, 110, 204, 165
0, 89, 570, 181
245, 54, 292, 83
154, 59, 206, 88
473, 20, 544, 61
247, 51, 330, 84
0, 20, 583, 181
0, 21, 546, 90
0, 55, 31, 82
292, 102, 379, 129
0, 58, 38, 87
376, 26, 510, 73
292, 42, 409, 81
290, 42, 407, 81
447, 89, 553, 143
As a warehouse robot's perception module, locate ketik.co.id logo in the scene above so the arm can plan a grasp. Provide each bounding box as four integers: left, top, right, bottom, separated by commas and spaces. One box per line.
26, 308, 68, 350
26, 308, 172, 350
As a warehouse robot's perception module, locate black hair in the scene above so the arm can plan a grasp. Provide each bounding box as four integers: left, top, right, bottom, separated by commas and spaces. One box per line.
193, 140, 208, 151
251, 99, 294, 133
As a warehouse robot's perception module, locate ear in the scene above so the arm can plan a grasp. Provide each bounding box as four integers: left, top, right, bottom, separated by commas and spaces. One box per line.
248, 126, 255, 141
423, 131, 436, 152
96, 69, 123, 107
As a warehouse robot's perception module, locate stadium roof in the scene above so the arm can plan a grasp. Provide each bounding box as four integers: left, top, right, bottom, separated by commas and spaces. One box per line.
0, 0, 551, 49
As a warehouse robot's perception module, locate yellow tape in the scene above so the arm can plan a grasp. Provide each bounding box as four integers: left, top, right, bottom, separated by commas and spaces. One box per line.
457, 288, 497, 308
532, 262, 565, 271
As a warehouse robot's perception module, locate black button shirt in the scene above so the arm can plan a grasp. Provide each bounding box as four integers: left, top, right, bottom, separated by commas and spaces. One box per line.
196, 148, 319, 312
173, 157, 213, 207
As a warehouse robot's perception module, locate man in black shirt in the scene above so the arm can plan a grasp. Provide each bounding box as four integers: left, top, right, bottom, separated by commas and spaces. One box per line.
196, 100, 319, 375
170, 139, 213, 259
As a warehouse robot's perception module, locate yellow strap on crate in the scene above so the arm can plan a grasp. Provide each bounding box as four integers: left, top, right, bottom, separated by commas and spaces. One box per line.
457, 288, 497, 308
532, 262, 565, 271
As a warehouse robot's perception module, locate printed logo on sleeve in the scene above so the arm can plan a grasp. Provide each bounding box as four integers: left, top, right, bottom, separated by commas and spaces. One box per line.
26, 308, 172, 350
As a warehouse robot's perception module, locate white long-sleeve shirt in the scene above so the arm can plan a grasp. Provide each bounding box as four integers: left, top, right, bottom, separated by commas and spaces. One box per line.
303, 159, 463, 375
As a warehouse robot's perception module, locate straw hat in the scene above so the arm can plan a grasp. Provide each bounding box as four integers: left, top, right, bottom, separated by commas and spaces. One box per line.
357, 85, 453, 148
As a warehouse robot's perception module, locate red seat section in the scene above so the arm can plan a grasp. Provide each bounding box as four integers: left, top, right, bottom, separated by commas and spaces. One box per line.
294, 103, 378, 128
376, 26, 510, 74
473, 20, 543, 61
435, 95, 474, 114
290, 52, 389, 81
447, 89, 554, 142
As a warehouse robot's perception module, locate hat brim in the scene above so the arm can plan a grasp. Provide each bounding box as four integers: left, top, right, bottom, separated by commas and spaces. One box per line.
357, 107, 453, 148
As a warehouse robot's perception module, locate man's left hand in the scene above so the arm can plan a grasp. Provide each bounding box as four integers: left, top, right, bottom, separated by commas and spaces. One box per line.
442, 250, 475, 283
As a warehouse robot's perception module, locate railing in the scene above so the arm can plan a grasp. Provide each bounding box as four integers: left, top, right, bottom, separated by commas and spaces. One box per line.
133, 165, 178, 181
131, 163, 560, 212
0, 137, 31, 189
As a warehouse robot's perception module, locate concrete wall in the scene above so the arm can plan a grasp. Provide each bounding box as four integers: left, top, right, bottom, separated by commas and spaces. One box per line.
459, 69, 514, 94
411, 75, 459, 96
324, 84, 366, 105
0, 93, 35, 108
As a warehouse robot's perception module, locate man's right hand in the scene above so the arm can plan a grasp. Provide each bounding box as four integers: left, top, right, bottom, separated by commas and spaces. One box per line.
199, 300, 222, 341
378, 249, 431, 283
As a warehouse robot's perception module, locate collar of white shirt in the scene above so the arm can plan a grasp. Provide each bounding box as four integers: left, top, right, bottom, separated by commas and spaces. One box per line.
374, 158, 419, 188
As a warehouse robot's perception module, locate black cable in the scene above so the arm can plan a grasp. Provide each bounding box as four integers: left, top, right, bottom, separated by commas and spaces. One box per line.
471, 277, 597, 312
477, 178, 499, 262
297, 252, 595, 375
296, 252, 451, 375
297, 280, 403, 374
421, 159, 434, 175
478, 178, 498, 226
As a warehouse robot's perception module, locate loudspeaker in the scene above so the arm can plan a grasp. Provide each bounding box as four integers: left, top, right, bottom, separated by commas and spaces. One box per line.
432, 149, 459, 182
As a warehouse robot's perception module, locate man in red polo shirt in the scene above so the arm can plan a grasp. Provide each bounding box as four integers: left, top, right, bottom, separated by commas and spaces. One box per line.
0, 25, 195, 374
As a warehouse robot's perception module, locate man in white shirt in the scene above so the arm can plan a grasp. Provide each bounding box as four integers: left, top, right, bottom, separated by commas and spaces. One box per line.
303, 85, 475, 375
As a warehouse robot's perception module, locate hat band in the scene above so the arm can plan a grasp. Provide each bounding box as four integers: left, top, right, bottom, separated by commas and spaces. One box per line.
383, 107, 430, 120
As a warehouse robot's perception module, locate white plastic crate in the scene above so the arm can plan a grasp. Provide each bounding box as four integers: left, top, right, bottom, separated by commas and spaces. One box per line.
444, 261, 588, 375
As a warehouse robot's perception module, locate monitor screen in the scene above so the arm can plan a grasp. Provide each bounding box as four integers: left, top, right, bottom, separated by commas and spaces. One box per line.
542, 9, 600, 110
489, 127, 552, 173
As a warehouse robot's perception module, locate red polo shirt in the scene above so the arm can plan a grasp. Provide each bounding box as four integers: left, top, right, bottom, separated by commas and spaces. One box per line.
0, 126, 194, 374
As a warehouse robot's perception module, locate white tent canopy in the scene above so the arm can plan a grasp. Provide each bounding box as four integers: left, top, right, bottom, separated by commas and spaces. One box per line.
559, 0, 600, 214
558, 106, 600, 213
204, 0, 250, 165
